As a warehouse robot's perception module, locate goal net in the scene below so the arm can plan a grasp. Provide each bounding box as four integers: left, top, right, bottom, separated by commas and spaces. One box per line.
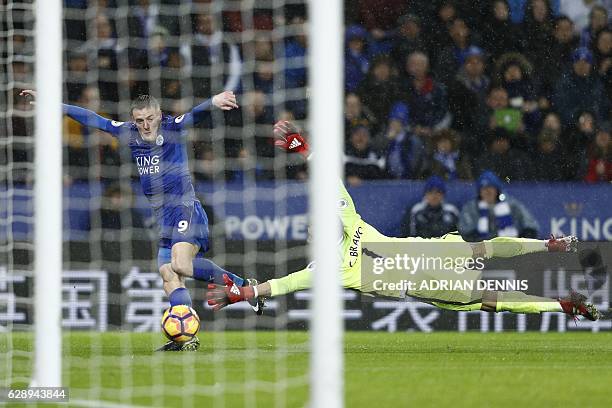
1, 0, 343, 406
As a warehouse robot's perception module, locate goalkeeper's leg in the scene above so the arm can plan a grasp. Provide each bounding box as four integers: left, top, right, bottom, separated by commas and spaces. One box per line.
430, 290, 599, 321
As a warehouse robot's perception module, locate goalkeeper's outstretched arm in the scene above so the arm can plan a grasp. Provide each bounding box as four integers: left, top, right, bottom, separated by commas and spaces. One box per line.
206, 267, 313, 310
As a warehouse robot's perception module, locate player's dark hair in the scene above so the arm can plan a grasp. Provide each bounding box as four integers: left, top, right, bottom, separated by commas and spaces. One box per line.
130, 94, 160, 116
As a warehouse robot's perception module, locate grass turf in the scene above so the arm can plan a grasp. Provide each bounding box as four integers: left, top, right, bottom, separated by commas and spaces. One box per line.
3, 331, 612, 407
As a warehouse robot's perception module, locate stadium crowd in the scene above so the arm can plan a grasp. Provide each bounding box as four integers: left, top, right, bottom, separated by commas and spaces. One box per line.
3, 0, 611, 186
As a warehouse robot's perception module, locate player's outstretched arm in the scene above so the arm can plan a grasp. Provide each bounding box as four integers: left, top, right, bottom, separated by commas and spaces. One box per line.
180, 90, 239, 127
20, 89, 121, 134
207, 267, 313, 310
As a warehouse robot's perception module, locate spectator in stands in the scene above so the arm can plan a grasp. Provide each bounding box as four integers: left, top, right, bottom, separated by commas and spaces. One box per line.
345, 126, 387, 186
181, 13, 242, 97
345, 25, 371, 93
148, 26, 171, 68
401, 51, 451, 141
253, 33, 274, 62
494, 54, 542, 138
522, 0, 555, 84
382, 102, 426, 179
126, 0, 162, 41
390, 14, 427, 69
91, 13, 121, 106
424, 1, 458, 61
584, 122, 612, 182
580, 6, 610, 49
345, 93, 377, 141
242, 90, 275, 161
459, 171, 539, 242
400, 176, 459, 238
533, 128, 566, 181
193, 146, 217, 182
542, 16, 580, 90
354, 0, 410, 35
357, 56, 400, 135
594, 29, 612, 95
434, 17, 482, 86
283, 16, 308, 117
283, 16, 308, 89
563, 109, 598, 179
552, 47, 609, 126
561, 0, 607, 33
65, 51, 89, 102
253, 60, 274, 94
483, 0, 525, 62
471, 87, 525, 156
447, 46, 490, 134
425, 129, 473, 180
477, 127, 533, 181
541, 111, 564, 142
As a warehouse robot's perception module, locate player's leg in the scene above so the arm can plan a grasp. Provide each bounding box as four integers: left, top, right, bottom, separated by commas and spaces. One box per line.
482, 289, 599, 320
169, 241, 245, 285
156, 249, 199, 352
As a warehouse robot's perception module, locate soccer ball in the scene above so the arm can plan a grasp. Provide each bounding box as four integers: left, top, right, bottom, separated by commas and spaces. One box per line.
161, 305, 201, 343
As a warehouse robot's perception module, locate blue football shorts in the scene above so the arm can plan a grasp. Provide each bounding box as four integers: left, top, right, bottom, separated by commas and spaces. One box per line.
157, 200, 210, 268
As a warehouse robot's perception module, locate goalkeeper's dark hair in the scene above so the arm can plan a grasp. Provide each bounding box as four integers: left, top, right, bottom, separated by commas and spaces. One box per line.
130, 94, 161, 116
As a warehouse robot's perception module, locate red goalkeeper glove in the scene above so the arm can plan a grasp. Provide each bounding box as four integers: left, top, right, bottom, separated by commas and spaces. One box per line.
546, 235, 578, 252
207, 274, 255, 311
273, 120, 309, 157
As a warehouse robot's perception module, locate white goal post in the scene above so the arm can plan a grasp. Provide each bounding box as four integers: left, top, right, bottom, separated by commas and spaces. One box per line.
309, 0, 344, 407
32, 0, 62, 387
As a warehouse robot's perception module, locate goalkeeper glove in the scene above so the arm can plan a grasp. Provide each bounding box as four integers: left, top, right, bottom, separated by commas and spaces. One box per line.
207, 274, 256, 311
546, 235, 578, 252
273, 120, 310, 156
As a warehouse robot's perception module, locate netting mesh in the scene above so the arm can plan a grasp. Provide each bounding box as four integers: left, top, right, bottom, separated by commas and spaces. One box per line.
2, 0, 311, 405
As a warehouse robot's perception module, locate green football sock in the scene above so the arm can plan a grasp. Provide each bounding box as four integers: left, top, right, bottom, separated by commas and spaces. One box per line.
496, 291, 563, 313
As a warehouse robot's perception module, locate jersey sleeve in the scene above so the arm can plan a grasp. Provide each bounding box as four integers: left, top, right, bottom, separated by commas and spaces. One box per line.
269, 266, 313, 297
62, 103, 128, 136
171, 98, 213, 129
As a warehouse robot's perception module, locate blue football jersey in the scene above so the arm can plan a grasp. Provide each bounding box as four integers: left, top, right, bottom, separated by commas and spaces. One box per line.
111, 115, 195, 211
63, 100, 213, 213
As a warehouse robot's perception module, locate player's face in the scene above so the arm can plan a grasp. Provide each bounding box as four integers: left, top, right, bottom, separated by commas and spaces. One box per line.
132, 107, 162, 142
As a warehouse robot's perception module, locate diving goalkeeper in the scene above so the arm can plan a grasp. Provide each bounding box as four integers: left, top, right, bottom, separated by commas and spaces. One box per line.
207, 121, 600, 322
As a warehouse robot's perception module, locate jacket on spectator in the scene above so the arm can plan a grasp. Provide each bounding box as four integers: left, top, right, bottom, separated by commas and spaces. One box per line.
382, 103, 426, 179
345, 126, 387, 181
552, 69, 609, 127
402, 76, 450, 130
401, 177, 459, 238
459, 171, 539, 242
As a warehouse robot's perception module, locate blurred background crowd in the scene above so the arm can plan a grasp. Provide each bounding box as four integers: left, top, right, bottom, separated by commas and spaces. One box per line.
3, 0, 611, 187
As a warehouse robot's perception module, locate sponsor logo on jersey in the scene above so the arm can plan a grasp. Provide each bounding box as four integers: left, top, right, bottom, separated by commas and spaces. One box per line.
175, 114, 185, 123
230, 284, 241, 296
156, 135, 164, 146
136, 155, 161, 175
111, 120, 125, 127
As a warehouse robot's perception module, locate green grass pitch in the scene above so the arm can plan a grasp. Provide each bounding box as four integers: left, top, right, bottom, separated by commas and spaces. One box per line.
4, 331, 612, 407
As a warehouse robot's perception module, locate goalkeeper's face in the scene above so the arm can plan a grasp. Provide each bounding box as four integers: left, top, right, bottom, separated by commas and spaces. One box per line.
132, 106, 162, 142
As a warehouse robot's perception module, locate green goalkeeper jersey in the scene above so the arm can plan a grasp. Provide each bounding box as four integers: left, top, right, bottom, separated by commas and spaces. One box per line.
268, 182, 547, 300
